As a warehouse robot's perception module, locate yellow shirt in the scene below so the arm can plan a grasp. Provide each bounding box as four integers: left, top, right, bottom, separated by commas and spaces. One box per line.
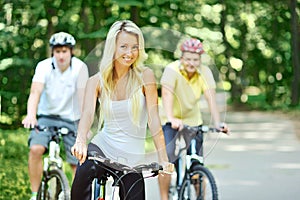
160, 60, 216, 126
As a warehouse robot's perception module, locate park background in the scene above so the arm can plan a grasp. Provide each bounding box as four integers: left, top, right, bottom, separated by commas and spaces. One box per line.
0, 0, 299, 199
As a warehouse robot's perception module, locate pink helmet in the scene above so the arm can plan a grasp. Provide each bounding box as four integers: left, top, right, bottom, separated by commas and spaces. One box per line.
180, 38, 205, 54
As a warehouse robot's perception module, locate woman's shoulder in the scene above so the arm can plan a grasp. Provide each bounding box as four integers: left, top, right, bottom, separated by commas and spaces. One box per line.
89, 72, 100, 79
87, 72, 101, 85
141, 66, 155, 82
86, 73, 101, 96
141, 66, 153, 74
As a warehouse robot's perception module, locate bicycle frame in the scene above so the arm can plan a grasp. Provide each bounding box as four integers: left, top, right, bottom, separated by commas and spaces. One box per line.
44, 141, 62, 170
170, 125, 212, 197
41, 127, 70, 171
89, 152, 162, 200
35, 126, 73, 200
169, 125, 220, 200
92, 176, 107, 200
176, 135, 203, 189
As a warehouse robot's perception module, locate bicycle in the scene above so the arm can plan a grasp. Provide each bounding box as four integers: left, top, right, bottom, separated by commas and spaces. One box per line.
33, 125, 73, 200
88, 151, 163, 200
168, 123, 220, 200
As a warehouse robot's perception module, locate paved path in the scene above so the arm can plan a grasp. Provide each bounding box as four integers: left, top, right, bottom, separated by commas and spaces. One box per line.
205, 111, 300, 200
109, 111, 300, 199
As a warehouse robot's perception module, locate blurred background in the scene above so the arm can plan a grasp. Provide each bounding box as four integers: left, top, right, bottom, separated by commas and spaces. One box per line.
0, 0, 299, 199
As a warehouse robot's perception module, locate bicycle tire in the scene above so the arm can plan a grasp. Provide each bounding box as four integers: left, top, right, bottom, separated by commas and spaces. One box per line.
37, 168, 70, 200
179, 165, 218, 200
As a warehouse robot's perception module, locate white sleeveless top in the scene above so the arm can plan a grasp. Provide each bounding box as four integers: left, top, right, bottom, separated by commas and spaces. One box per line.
91, 91, 148, 166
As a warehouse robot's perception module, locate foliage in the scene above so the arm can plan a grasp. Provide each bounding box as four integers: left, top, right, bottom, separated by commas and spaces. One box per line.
0, 128, 74, 199
0, 129, 31, 199
0, 0, 299, 128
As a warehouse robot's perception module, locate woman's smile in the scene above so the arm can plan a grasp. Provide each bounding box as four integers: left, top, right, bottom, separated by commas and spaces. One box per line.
114, 31, 139, 68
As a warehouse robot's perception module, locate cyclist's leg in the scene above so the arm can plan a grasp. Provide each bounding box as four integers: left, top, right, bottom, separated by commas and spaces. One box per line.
119, 172, 145, 200
28, 117, 52, 193
162, 123, 178, 163
192, 134, 204, 197
71, 143, 103, 200
195, 133, 203, 157
159, 123, 178, 200
71, 160, 96, 200
183, 166, 218, 199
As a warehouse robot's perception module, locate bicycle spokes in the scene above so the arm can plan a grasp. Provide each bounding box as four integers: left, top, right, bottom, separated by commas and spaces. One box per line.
179, 168, 218, 200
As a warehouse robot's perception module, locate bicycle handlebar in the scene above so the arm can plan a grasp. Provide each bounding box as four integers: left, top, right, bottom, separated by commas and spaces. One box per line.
182, 125, 219, 134
31, 125, 75, 136
165, 122, 221, 135
87, 151, 163, 176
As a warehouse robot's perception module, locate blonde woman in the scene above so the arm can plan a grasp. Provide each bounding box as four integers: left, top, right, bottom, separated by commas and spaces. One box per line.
71, 20, 173, 200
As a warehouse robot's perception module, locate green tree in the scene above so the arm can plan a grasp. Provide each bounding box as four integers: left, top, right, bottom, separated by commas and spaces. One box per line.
0, 0, 299, 128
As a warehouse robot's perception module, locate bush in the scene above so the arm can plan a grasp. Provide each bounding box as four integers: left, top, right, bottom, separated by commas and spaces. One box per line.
0, 128, 31, 199
0, 128, 74, 199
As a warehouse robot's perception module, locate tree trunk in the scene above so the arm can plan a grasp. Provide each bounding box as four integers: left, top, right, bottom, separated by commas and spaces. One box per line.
220, 0, 241, 104
131, 6, 139, 24
290, 0, 300, 106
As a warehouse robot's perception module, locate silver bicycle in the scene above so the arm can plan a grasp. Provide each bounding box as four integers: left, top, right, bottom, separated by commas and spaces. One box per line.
34, 125, 72, 200
169, 124, 219, 200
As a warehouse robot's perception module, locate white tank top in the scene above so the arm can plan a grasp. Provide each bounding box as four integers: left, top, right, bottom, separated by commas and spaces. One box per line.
91, 91, 148, 166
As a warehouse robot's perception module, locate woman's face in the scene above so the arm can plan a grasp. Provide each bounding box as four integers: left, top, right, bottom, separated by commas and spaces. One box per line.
114, 31, 139, 68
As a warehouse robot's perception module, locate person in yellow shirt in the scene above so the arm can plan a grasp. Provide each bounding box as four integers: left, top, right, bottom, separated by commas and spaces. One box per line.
158, 38, 229, 200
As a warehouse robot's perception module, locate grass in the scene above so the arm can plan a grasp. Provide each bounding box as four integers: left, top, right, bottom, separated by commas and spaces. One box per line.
0, 128, 73, 199
0, 128, 31, 199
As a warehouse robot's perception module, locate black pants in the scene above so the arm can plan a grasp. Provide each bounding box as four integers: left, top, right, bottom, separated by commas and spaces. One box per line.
71, 143, 145, 200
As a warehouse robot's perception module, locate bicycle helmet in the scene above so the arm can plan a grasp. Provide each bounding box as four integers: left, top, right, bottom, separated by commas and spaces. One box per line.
180, 38, 204, 54
49, 32, 76, 48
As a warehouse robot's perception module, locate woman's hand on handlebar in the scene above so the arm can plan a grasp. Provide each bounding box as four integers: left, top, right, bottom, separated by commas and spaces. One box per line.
71, 140, 87, 165
218, 122, 230, 135
161, 161, 175, 175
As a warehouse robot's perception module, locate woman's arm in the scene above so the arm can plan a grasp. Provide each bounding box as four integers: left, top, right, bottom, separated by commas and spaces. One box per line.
72, 73, 101, 164
142, 68, 170, 166
76, 64, 89, 113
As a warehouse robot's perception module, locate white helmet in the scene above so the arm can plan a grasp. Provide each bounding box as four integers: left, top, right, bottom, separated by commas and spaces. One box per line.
49, 32, 76, 48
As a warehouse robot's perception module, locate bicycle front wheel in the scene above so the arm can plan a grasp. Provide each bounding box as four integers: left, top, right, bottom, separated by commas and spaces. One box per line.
37, 168, 70, 200
179, 165, 218, 200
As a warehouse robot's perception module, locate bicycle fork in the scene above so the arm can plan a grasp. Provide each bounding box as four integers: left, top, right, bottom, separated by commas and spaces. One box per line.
94, 178, 107, 200
185, 138, 204, 199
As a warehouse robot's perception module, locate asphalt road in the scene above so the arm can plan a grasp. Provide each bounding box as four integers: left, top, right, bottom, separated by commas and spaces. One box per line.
204, 111, 300, 200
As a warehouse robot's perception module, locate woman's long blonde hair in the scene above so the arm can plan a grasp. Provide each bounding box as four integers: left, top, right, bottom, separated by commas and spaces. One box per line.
98, 20, 148, 126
